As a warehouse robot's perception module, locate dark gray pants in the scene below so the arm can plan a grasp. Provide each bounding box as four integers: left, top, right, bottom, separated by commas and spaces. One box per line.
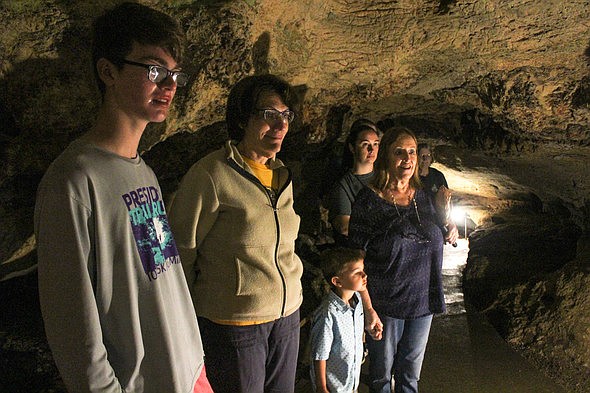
198, 309, 300, 393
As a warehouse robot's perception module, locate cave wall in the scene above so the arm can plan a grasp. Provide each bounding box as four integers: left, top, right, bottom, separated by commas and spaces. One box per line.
1, 0, 589, 276
463, 205, 589, 392
2, 1, 590, 390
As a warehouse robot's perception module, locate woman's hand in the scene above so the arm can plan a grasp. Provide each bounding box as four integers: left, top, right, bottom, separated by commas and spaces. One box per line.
435, 185, 452, 219
445, 221, 459, 245
365, 308, 383, 340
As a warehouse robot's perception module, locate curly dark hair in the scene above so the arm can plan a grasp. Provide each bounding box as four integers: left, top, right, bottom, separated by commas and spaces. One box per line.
226, 74, 296, 141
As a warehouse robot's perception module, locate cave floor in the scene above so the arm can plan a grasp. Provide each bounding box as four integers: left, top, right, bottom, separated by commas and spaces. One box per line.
419, 312, 568, 393
295, 311, 568, 393
295, 240, 569, 393
1, 241, 570, 393
296, 310, 568, 393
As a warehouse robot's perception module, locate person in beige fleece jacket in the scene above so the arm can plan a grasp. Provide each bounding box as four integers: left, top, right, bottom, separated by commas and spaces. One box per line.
169, 74, 303, 393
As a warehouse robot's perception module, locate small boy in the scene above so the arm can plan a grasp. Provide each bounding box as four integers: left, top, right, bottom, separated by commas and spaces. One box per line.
310, 247, 368, 393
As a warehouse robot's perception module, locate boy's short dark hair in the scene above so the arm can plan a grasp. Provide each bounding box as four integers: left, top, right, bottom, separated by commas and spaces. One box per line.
92, 2, 186, 96
320, 247, 366, 287
226, 74, 296, 141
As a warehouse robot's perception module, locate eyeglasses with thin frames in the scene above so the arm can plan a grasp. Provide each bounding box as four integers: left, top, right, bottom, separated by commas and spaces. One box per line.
254, 108, 295, 123
122, 60, 189, 87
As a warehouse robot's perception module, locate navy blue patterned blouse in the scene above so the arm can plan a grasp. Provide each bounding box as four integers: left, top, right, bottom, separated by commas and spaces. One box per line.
348, 187, 446, 319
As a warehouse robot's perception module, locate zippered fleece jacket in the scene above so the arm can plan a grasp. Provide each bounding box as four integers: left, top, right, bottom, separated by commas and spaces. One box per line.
169, 140, 303, 322
35, 139, 204, 393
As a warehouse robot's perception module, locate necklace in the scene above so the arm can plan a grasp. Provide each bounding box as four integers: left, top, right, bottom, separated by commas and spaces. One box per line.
384, 185, 413, 205
389, 191, 423, 226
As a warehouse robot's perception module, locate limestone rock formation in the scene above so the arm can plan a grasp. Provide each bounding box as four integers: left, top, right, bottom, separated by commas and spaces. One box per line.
464, 210, 589, 392
1, 0, 589, 391
2, 0, 589, 269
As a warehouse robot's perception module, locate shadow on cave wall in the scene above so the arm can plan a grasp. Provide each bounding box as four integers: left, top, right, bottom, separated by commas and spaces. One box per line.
436, 0, 457, 15
0, 2, 250, 278
0, 9, 97, 273
143, 122, 228, 200
570, 42, 590, 112
289, 104, 351, 237
252, 31, 271, 75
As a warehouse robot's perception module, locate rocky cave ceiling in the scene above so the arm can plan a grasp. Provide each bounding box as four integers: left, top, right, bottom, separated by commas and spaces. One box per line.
0, 0, 589, 274
0, 0, 590, 261
0, 0, 590, 268
1, 1, 590, 390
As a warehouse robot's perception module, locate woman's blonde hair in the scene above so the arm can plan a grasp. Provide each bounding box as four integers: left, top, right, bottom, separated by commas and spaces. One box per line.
371, 126, 422, 191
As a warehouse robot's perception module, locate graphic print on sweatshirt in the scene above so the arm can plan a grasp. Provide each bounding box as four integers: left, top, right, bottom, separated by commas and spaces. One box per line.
122, 186, 180, 281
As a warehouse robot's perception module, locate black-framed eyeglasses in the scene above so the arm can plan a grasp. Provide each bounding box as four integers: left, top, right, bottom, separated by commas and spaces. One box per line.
122, 60, 189, 87
254, 108, 295, 123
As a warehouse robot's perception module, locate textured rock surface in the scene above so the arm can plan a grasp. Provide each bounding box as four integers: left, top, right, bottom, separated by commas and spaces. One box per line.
465, 213, 590, 392
1, 0, 589, 391
2, 0, 589, 270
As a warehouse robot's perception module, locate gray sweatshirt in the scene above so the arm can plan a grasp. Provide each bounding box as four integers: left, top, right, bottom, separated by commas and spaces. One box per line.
35, 139, 204, 393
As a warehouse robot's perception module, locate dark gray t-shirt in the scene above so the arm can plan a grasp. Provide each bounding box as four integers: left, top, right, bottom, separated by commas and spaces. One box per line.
326, 171, 375, 222
420, 167, 448, 200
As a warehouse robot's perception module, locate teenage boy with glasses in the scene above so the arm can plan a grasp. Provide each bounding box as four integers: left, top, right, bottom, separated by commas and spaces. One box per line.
34, 3, 212, 392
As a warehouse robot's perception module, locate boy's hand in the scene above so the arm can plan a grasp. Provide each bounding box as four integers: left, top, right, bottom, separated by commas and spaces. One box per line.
365, 308, 383, 340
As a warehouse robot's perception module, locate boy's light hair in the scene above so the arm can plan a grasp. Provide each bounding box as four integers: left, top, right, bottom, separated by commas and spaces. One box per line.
320, 247, 366, 288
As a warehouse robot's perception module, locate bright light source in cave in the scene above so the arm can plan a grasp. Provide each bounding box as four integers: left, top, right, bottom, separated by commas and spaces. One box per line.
451, 206, 469, 239
451, 206, 466, 223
